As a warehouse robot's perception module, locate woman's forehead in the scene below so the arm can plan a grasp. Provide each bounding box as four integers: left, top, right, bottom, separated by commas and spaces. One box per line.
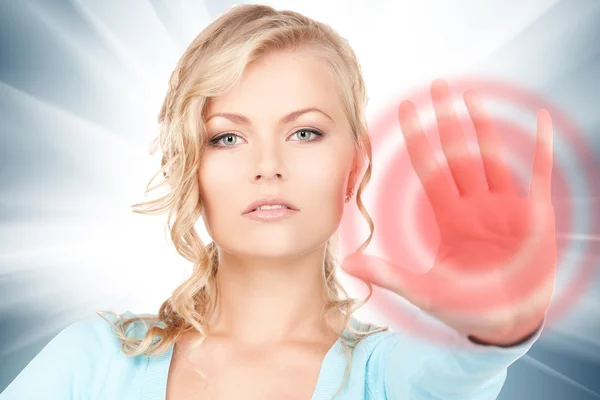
205, 52, 342, 119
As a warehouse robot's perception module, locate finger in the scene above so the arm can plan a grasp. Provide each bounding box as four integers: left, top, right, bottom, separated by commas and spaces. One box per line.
431, 79, 485, 196
398, 100, 456, 209
341, 252, 433, 310
529, 109, 553, 202
463, 90, 516, 193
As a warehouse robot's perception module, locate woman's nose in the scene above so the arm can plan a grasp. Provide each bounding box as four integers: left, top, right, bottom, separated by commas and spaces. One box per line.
250, 141, 286, 183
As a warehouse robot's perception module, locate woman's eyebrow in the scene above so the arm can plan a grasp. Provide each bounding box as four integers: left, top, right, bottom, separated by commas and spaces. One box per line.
205, 107, 334, 125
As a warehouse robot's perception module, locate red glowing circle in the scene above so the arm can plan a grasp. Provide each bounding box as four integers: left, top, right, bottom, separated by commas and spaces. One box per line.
339, 77, 599, 344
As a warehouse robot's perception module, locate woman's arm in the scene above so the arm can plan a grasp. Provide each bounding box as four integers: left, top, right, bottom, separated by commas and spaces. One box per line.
366, 313, 544, 399
344, 78, 555, 399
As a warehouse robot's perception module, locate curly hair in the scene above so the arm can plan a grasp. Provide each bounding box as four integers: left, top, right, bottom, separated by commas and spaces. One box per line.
97, 4, 389, 398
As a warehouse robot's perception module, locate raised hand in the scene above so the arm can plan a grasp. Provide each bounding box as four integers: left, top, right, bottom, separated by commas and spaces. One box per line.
342, 79, 556, 346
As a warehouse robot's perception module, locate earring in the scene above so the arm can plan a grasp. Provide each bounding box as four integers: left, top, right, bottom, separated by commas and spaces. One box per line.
345, 189, 354, 203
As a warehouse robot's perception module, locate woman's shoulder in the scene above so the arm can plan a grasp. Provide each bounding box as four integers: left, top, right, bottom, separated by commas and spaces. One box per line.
41, 310, 147, 367
58, 310, 149, 349
48, 310, 164, 389
37, 311, 125, 361
32, 308, 162, 373
93, 309, 161, 339
347, 316, 401, 351
0, 310, 145, 399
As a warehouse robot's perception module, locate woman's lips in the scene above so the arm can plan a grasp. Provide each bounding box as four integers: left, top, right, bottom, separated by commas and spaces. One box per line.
243, 207, 298, 221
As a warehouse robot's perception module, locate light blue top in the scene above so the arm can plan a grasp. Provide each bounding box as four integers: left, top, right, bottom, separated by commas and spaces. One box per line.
0, 310, 542, 399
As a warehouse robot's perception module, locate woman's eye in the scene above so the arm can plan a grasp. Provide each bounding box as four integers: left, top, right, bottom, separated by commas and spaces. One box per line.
289, 129, 324, 142
209, 133, 243, 147
208, 129, 324, 149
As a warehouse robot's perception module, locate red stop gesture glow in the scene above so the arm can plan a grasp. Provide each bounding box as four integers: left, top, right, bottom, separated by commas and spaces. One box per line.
339, 78, 599, 344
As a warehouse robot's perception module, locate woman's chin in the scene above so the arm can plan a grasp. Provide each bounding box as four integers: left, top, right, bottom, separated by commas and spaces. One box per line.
228, 241, 320, 261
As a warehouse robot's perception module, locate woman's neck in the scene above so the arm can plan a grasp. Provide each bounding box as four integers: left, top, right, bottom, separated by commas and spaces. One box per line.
206, 247, 336, 346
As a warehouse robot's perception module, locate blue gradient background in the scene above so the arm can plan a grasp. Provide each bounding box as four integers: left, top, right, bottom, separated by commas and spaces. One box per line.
1, 1, 599, 398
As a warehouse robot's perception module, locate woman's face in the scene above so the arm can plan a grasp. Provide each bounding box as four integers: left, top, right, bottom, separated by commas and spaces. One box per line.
198, 50, 358, 260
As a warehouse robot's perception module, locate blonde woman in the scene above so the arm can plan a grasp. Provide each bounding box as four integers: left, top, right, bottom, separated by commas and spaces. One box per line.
1, 4, 555, 400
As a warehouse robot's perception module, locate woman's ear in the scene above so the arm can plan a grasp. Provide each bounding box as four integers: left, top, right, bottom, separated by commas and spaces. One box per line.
347, 151, 364, 194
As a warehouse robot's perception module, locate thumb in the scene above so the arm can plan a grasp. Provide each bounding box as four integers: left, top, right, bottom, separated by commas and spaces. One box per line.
342, 252, 514, 314
341, 252, 432, 308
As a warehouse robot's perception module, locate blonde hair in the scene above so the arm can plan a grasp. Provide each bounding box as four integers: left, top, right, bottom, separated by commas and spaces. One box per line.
98, 4, 389, 398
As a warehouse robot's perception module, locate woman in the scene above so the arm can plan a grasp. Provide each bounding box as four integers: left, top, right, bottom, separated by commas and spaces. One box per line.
0, 4, 555, 399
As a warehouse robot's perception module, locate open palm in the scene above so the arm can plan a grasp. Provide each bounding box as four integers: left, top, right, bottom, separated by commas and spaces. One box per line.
342, 79, 556, 346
